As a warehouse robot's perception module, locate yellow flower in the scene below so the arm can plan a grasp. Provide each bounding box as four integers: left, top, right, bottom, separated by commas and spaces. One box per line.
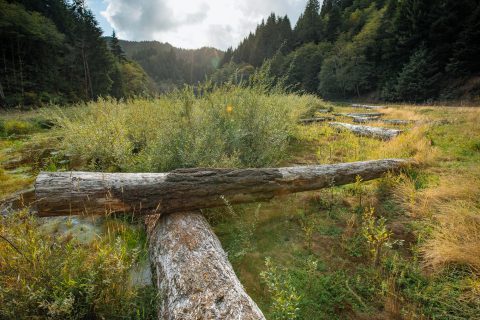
226, 105, 233, 113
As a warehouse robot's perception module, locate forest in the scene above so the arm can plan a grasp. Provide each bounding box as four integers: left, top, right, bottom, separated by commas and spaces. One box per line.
218, 0, 480, 102
1, 0, 480, 320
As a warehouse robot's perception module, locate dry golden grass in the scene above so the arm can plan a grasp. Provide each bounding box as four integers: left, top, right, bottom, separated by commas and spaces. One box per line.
368, 124, 437, 165
421, 203, 480, 272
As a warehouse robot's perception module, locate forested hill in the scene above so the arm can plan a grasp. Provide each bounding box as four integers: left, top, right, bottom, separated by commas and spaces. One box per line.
0, 0, 156, 107
218, 0, 480, 102
117, 40, 223, 90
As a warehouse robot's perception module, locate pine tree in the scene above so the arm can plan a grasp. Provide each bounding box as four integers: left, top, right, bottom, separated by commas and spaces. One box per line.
110, 30, 125, 61
294, 0, 321, 45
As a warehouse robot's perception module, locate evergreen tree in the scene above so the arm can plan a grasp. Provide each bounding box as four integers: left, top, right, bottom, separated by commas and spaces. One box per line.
447, 3, 480, 75
294, 0, 321, 45
110, 30, 125, 61
394, 47, 439, 102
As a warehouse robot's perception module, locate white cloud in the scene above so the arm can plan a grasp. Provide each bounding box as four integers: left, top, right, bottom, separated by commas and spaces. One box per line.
101, 0, 307, 50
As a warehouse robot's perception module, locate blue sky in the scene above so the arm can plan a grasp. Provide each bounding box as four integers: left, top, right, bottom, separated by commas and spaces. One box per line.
86, 0, 308, 50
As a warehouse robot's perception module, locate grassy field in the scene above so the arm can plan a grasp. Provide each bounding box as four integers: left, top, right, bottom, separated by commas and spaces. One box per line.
1, 88, 479, 319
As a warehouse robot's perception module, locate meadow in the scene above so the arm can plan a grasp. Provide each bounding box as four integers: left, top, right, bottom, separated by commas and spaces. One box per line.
1, 86, 479, 319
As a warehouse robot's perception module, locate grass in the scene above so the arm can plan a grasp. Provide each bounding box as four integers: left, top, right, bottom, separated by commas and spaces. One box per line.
1, 91, 479, 319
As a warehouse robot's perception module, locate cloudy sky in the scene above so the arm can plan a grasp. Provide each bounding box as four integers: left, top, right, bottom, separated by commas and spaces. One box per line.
87, 0, 309, 50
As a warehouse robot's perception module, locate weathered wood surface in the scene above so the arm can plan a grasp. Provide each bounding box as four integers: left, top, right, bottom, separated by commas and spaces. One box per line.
35, 159, 411, 216
342, 112, 385, 118
299, 116, 335, 124
316, 108, 331, 113
351, 104, 385, 110
146, 211, 266, 319
352, 116, 375, 123
382, 119, 414, 125
329, 122, 403, 140
352, 118, 413, 125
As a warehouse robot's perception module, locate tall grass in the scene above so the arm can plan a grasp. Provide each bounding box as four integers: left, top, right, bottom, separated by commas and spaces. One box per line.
49, 86, 317, 172
0, 210, 156, 319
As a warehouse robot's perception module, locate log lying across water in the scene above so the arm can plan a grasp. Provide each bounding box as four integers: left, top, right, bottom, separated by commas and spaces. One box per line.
35, 159, 411, 217
329, 122, 403, 140
146, 211, 266, 319
336, 112, 384, 118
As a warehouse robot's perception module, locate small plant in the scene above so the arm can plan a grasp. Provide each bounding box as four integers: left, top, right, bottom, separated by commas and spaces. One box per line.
300, 213, 316, 252
361, 207, 393, 266
260, 257, 301, 320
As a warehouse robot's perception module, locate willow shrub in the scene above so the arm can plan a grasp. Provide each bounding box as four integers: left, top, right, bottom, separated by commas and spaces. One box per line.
50, 86, 318, 172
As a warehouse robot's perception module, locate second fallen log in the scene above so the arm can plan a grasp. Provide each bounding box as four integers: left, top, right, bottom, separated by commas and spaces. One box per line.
35, 159, 411, 216
329, 122, 402, 140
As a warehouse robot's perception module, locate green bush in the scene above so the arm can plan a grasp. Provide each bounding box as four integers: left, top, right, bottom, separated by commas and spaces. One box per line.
49, 86, 316, 171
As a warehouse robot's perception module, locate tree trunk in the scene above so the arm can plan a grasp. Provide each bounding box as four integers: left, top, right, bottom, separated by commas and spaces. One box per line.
146, 211, 266, 319
35, 159, 411, 217
329, 122, 403, 140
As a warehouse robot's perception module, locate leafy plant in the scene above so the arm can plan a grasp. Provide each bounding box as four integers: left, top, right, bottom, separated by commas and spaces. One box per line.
260, 257, 301, 320
361, 207, 393, 266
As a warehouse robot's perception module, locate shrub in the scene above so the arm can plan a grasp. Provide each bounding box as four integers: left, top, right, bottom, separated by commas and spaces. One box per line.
260, 257, 301, 320
49, 86, 316, 171
0, 210, 157, 319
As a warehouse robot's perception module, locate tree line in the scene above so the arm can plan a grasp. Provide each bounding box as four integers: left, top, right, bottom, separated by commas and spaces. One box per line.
118, 40, 223, 92
0, 0, 152, 107
217, 0, 480, 102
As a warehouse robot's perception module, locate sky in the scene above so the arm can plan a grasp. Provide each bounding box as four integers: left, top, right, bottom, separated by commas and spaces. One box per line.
86, 0, 309, 50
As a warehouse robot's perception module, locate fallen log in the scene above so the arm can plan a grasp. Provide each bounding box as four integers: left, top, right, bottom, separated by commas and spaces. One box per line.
34, 160, 411, 319
35, 159, 411, 217
343, 112, 384, 118
352, 116, 375, 123
299, 116, 335, 124
353, 118, 414, 125
382, 119, 414, 125
345, 112, 385, 118
147, 211, 266, 319
351, 104, 385, 110
329, 122, 402, 140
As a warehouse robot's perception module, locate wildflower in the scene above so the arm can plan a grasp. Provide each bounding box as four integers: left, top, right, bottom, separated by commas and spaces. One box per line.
226, 104, 233, 113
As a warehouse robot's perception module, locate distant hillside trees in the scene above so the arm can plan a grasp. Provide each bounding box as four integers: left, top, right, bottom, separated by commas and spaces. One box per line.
118, 40, 223, 91
0, 0, 151, 107
219, 0, 480, 102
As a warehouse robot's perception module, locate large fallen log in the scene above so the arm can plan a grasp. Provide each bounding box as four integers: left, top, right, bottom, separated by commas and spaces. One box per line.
146, 211, 266, 319
336, 112, 384, 118
34, 160, 411, 319
329, 122, 402, 140
35, 159, 410, 217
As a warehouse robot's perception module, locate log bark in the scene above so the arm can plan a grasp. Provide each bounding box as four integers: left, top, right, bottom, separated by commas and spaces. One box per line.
336, 112, 384, 118
146, 211, 266, 319
329, 122, 403, 140
382, 119, 414, 125
352, 118, 414, 125
299, 116, 335, 124
351, 104, 385, 110
35, 159, 410, 216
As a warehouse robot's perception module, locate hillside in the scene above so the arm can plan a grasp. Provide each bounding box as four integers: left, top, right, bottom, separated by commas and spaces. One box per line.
218, 0, 480, 102
117, 40, 223, 90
